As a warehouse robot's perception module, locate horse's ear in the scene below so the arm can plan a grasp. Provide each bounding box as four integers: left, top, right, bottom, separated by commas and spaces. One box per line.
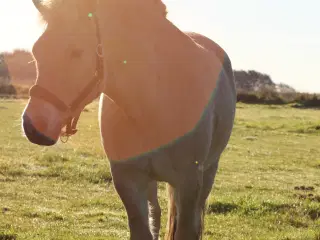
32, 0, 50, 15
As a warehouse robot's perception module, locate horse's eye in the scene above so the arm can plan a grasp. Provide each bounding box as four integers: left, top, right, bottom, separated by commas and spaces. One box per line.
70, 49, 83, 59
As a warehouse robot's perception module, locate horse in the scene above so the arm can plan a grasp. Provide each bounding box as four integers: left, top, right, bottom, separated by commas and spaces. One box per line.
22, 0, 236, 239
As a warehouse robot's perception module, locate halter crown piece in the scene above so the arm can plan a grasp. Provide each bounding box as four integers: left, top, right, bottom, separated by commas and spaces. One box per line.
29, 12, 104, 143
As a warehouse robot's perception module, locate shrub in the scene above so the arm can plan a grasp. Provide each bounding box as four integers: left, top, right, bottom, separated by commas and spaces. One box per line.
237, 89, 320, 108
295, 93, 320, 108
13, 84, 29, 98
257, 86, 286, 104
0, 84, 16, 96
237, 90, 262, 104
237, 88, 286, 105
0, 84, 29, 98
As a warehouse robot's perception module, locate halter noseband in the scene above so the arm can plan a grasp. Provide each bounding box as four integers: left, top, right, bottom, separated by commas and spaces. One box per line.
29, 14, 104, 143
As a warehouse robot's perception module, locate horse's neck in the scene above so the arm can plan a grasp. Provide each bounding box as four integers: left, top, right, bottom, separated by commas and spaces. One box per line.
100, 7, 199, 105
98, 4, 223, 160
103, 13, 194, 62
100, 4, 219, 130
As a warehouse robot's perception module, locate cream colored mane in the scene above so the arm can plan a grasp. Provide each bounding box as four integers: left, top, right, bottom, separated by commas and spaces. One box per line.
36, 0, 168, 23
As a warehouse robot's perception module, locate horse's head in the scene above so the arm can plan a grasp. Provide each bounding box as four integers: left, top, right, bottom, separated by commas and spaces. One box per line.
22, 0, 102, 145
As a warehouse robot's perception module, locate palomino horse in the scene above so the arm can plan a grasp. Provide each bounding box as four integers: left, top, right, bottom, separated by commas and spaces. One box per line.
22, 0, 236, 239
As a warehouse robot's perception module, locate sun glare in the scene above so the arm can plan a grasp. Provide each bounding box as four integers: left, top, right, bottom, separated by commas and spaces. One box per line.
0, 0, 319, 93
0, 0, 43, 52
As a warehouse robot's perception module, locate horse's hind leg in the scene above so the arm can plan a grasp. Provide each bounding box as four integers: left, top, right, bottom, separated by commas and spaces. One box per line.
174, 166, 204, 240
111, 164, 153, 240
148, 181, 161, 240
198, 157, 220, 228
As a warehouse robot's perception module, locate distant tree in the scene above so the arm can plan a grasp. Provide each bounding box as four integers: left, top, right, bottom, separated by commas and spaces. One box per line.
2, 50, 36, 86
276, 83, 296, 93
234, 69, 275, 92
0, 54, 11, 86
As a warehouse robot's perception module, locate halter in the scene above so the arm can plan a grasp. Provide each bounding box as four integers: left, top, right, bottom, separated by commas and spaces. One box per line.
29, 14, 104, 143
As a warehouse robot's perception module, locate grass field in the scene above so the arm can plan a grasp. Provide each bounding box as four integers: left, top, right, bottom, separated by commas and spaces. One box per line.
0, 99, 320, 240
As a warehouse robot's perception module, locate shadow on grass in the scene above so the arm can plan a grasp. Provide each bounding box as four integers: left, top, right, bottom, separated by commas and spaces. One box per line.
261, 202, 294, 213
308, 209, 320, 221
208, 199, 320, 225
0, 233, 17, 240
207, 201, 238, 214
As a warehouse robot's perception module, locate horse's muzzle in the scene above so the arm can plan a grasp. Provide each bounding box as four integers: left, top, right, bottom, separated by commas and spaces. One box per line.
22, 115, 56, 146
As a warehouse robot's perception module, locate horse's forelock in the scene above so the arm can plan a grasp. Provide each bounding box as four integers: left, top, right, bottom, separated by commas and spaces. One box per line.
34, 0, 63, 23
37, 0, 168, 24
36, 0, 80, 23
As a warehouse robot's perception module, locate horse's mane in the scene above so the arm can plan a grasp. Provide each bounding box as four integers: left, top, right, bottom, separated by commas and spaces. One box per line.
38, 0, 168, 23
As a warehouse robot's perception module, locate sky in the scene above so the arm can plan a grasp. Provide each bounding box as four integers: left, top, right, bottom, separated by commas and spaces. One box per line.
0, 0, 319, 93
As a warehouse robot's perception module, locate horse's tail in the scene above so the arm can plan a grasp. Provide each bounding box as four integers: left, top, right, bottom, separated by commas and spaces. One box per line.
165, 184, 176, 240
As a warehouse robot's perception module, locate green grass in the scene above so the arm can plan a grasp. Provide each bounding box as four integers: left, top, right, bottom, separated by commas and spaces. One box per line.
0, 100, 320, 240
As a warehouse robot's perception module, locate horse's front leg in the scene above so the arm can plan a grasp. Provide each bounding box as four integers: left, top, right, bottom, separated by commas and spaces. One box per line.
148, 180, 161, 240
111, 163, 153, 240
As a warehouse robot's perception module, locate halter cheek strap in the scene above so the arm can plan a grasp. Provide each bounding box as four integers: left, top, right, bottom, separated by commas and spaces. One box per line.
29, 14, 104, 142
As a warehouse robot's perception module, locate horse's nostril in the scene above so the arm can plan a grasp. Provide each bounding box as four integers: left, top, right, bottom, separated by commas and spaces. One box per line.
23, 115, 37, 135
22, 115, 56, 146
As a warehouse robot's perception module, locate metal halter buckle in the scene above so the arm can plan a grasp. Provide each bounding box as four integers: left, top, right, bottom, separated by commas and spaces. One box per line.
96, 44, 103, 58
60, 133, 70, 143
